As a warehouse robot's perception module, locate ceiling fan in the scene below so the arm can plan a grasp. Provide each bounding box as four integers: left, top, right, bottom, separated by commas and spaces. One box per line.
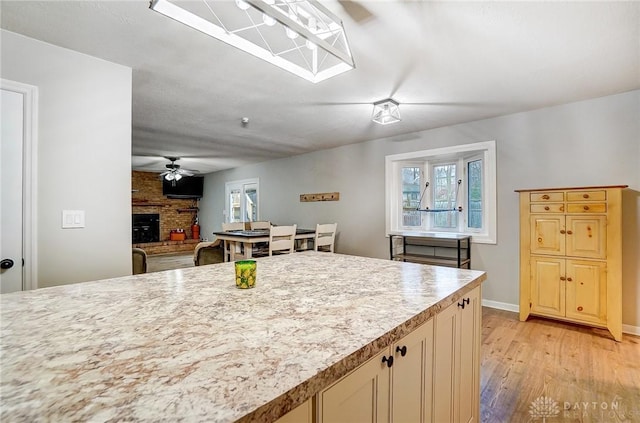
159, 157, 198, 185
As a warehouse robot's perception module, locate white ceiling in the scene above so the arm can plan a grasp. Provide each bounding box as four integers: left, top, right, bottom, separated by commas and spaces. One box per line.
2, 1, 639, 174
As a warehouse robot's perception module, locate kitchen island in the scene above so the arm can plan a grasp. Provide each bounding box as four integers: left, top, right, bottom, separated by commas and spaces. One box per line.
1, 252, 486, 422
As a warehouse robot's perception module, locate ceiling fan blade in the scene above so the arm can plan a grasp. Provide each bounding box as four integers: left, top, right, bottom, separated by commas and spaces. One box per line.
338, 0, 375, 23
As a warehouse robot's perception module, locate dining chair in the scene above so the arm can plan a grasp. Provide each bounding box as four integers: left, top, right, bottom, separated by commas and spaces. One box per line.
314, 223, 337, 253
221, 222, 246, 261
193, 240, 224, 266
132, 248, 147, 274
250, 221, 271, 230
268, 224, 297, 256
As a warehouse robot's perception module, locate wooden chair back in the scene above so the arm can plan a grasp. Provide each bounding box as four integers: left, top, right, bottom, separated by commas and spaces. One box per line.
269, 224, 297, 256
222, 222, 245, 231
250, 221, 271, 230
314, 223, 337, 253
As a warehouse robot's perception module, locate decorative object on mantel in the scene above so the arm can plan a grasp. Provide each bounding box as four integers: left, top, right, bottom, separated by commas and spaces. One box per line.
300, 192, 340, 202
416, 179, 463, 212
169, 229, 186, 241
149, 0, 354, 83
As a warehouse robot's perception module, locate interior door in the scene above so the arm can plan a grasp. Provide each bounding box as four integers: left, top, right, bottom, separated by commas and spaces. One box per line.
1, 88, 24, 293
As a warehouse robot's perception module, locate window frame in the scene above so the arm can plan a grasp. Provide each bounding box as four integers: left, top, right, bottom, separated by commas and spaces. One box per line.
385, 140, 497, 244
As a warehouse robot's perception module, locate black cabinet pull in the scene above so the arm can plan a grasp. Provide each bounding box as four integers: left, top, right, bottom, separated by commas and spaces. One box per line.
382, 355, 394, 368
396, 345, 407, 357
458, 297, 470, 309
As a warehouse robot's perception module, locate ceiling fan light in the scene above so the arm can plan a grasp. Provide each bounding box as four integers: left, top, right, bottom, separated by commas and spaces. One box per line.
165, 172, 175, 181
372, 99, 401, 125
174, 173, 183, 181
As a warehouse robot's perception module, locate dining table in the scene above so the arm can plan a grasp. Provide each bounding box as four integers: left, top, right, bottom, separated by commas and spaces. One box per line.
212, 228, 316, 261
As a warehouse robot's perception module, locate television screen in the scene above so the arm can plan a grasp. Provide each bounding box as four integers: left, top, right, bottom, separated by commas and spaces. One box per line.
162, 176, 204, 199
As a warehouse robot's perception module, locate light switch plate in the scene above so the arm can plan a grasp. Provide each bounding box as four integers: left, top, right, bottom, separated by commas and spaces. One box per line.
62, 210, 85, 229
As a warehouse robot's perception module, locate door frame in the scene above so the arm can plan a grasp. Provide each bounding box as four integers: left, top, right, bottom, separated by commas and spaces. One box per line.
1, 79, 38, 290
224, 178, 260, 223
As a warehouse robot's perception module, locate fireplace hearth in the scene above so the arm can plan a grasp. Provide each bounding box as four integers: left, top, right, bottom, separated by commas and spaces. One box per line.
132, 214, 160, 244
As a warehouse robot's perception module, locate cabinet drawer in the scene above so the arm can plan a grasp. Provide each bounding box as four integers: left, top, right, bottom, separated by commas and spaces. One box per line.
530, 192, 564, 202
530, 203, 565, 213
567, 190, 606, 202
566, 203, 607, 213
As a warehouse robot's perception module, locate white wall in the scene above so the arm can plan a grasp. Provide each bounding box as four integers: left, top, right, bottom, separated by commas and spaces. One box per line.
200, 90, 640, 329
1, 30, 133, 288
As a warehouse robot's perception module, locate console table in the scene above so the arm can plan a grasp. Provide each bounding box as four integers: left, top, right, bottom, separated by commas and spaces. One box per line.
389, 232, 472, 268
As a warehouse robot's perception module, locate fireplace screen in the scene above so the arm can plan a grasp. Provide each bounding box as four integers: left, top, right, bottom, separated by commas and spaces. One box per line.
132, 214, 160, 244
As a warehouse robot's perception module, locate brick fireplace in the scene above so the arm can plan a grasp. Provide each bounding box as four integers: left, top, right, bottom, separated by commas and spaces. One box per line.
132, 171, 200, 255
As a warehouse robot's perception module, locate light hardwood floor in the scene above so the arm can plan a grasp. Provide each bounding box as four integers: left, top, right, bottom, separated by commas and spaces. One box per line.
146, 252, 195, 273
481, 308, 640, 423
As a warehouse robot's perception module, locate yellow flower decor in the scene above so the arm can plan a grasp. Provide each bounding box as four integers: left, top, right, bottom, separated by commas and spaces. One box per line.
235, 260, 257, 289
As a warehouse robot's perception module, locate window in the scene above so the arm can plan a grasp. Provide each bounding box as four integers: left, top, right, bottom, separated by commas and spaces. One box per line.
385, 141, 496, 244
225, 178, 259, 222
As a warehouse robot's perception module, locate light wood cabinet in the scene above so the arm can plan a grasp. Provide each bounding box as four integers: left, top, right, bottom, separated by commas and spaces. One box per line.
319, 318, 435, 423
516, 185, 626, 341
275, 399, 313, 423
433, 286, 481, 423
319, 286, 481, 423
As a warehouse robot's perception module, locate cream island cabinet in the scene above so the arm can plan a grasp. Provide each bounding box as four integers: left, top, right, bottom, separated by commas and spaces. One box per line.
1, 252, 485, 422
515, 185, 627, 341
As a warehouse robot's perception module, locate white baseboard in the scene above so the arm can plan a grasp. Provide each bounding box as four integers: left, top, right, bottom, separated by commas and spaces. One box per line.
481, 299, 519, 313
481, 299, 640, 337
622, 324, 640, 337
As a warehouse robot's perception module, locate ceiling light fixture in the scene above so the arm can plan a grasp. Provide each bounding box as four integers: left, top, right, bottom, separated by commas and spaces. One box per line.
149, 0, 355, 83
372, 99, 401, 125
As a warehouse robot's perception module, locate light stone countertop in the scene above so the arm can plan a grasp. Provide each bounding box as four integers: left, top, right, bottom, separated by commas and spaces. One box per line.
1, 251, 486, 422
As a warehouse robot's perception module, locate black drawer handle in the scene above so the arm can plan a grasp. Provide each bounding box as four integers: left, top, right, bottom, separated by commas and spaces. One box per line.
396, 345, 407, 357
382, 355, 394, 368
458, 298, 470, 309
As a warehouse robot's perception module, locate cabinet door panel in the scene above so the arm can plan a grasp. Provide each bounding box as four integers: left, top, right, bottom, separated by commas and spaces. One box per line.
458, 288, 480, 423
433, 301, 458, 423
391, 319, 433, 423
275, 399, 313, 423
320, 349, 390, 423
531, 257, 565, 317
530, 215, 564, 256
566, 260, 607, 324
566, 216, 606, 259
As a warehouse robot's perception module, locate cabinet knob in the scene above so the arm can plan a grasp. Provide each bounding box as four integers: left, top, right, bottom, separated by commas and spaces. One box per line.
583, 194, 589, 199
577, 306, 583, 311
457, 298, 470, 309
567, 277, 573, 282
382, 355, 394, 368
396, 345, 407, 357
544, 206, 550, 211
542, 195, 550, 200
560, 230, 566, 234
560, 276, 566, 281
566, 230, 573, 235
583, 206, 589, 211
